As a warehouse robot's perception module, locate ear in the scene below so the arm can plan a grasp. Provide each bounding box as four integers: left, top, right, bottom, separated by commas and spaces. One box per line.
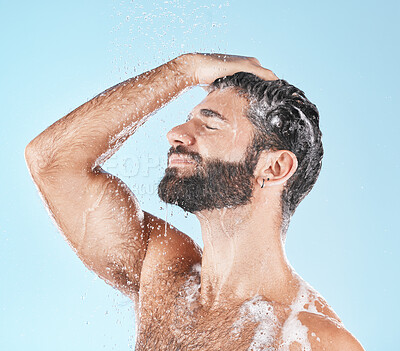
254, 150, 298, 188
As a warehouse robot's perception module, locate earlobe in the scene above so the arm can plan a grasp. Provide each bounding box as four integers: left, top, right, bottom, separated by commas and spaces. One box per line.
257, 150, 297, 187
260, 177, 271, 188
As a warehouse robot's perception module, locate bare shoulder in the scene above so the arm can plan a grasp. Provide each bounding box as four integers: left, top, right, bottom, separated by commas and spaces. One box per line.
298, 311, 365, 351
140, 211, 202, 281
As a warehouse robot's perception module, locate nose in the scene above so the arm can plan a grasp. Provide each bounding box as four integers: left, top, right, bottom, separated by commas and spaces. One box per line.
166, 123, 195, 147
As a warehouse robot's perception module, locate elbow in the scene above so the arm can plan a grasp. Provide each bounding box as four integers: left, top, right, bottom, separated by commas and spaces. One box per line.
24, 140, 47, 178
25, 140, 37, 163
25, 142, 39, 176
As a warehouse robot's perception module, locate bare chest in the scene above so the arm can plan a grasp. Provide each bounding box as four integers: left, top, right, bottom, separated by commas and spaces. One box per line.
135, 268, 290, 351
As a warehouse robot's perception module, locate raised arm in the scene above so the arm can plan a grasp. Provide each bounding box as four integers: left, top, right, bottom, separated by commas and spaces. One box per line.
24, 53, 277, 300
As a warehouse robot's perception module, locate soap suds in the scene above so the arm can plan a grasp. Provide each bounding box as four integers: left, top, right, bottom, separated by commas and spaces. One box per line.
278, 281, 315, 351
232, 295, 279, 350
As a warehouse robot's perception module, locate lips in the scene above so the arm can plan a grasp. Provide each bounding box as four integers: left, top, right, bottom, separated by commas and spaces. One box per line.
168, 154, 197, 166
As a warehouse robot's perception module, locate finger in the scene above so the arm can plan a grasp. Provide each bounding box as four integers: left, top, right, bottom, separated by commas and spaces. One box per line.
255, 67, 278, 81
266, 69, 279, 80
249, 57, 261, 66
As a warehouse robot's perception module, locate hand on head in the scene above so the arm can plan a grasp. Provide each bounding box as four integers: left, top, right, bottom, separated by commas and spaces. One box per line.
176, 53, 278, 88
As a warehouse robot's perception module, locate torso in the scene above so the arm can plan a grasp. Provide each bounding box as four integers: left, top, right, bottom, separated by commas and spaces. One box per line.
135, 263, 342, 351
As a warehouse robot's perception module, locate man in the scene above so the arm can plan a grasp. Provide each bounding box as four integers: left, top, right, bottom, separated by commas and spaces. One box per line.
25, 53, 364, 350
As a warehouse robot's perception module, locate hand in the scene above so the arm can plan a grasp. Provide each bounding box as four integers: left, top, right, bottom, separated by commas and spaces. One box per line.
176, 53, 278, 86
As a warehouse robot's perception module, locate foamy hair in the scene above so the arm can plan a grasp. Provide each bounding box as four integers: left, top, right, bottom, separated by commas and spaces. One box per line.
209, 73, 323, 241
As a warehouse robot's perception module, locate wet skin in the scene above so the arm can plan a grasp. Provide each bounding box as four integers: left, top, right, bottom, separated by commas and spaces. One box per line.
138, 89, 361, 350
25, 53, 364, 350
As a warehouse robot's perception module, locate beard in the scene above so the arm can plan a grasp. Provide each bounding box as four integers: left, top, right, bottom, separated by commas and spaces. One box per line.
158, 144, 260, 213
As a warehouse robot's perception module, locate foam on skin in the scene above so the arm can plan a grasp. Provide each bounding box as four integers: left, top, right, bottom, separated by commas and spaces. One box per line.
231, 295, 279, 350
231, 279, 336, 350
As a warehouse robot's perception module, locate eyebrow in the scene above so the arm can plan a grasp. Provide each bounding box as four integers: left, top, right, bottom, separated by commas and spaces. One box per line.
199, 109, 228, 122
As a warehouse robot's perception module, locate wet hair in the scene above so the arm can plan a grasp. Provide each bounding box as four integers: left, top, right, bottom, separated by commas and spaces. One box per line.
209, 72, 323, 239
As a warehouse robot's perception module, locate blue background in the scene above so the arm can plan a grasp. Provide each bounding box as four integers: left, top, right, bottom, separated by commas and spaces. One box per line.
1, 0, 399, 350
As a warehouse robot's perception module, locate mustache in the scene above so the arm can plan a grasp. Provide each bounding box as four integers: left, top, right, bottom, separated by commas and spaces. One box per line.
167, 145, 203, 164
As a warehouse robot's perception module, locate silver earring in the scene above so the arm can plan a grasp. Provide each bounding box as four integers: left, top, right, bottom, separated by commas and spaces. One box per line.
261, 179, 265, 188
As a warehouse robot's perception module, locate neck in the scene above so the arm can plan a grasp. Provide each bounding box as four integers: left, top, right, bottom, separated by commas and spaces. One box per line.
195, 189, 298, 308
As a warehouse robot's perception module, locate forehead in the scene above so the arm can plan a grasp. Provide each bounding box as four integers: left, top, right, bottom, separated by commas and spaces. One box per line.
192, 87, 250, 123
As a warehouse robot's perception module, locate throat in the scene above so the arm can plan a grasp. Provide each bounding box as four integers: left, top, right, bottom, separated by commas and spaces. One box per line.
196, 207, 295, 308
199, 253, 295, 308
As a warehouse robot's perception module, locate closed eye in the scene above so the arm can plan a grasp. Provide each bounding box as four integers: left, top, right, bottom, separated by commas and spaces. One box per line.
204, 125, 218, 130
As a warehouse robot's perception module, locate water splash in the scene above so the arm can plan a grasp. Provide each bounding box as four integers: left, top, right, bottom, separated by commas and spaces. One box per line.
111, 0, 230, 79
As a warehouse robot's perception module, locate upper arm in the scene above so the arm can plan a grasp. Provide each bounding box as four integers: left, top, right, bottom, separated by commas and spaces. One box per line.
27, 153, 202, 301
27, 160, 151, 298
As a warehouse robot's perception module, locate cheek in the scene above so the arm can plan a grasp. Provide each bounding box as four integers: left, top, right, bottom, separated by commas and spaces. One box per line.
218, 133, 251, 162
230, 135, 255, 162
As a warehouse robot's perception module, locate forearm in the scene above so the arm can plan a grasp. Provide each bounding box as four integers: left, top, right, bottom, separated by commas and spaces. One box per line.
26, 56, 194, 174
